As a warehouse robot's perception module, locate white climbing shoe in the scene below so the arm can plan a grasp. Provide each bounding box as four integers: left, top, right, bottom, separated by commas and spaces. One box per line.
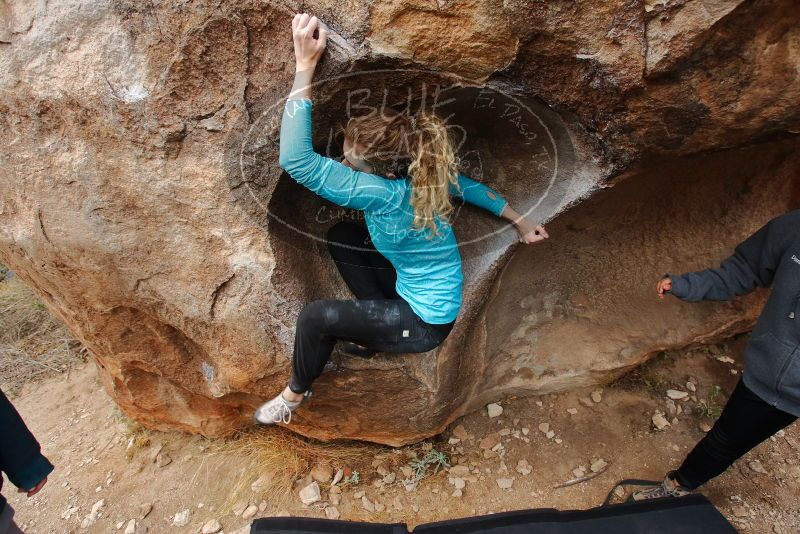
254, 390, 311, 425
632, 472, 692, 501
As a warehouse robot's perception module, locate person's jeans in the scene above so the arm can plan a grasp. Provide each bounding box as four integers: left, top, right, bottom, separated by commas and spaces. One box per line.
288, 222, 455, 393
675, 378, 797, 489
0, 504, 23, 534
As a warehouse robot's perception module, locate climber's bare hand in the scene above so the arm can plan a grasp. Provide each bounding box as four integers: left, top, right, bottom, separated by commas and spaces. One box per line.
515, 218, 549, 245
657, 277, 672, 299
18, 476, 47, 497
292, 13, 328, 70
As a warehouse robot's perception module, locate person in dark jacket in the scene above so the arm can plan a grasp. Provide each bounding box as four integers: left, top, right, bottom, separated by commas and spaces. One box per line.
0, 388, 54, 533
633, 210, 800, 500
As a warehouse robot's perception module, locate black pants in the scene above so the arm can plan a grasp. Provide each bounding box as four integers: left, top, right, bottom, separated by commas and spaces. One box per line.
288, 222, 455, 393
0, 504, 22, 534
674, 378, 797, 489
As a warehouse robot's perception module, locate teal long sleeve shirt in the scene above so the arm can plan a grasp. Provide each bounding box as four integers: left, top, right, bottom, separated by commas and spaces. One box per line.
279, 98, 508, 323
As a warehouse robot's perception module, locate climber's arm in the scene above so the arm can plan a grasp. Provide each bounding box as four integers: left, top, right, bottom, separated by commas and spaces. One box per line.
279, 98, 401, 212
450, 173, 508, 215
660, 215, 788, 302
450, 174, 548, 244
278, 14, 400, 213
500, 204, 549, 244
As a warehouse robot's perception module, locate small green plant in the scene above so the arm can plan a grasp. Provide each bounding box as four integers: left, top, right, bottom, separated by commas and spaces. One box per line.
642, 371, 668, 394
693, 385, 722, 420
406, 448, 450, 483
613, 351, 674, 396
343, 470, 360, 486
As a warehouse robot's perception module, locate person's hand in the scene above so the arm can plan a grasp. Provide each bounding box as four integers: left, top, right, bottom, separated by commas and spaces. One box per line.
514, 217, 549, 244
657, 277, 672, 299
17, 476, 47, 497
292, 13, 328, 70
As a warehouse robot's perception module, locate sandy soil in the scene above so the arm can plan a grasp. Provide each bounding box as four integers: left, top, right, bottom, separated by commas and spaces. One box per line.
4, 338, 799, 534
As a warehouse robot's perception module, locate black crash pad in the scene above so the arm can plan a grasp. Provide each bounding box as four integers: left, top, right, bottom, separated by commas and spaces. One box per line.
250, 494, 736, 533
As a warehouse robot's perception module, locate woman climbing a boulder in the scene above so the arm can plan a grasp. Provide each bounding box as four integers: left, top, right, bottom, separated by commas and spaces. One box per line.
255, 13, 549, 425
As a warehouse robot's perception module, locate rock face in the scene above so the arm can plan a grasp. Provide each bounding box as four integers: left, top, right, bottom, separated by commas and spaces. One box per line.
0, 0, 798, 444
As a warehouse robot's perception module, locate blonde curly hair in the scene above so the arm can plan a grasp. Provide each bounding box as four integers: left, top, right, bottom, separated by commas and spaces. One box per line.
342, 108, 460, 238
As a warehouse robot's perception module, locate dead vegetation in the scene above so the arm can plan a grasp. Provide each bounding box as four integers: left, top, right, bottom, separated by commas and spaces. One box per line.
201, 428, 380, 513
0, 270, 87, 396
613, 350, 674, 395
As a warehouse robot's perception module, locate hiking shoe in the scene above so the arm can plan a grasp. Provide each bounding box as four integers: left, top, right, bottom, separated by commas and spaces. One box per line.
339, 341, 377, 358
254, 390, 311, 425
632, 472, 692, 501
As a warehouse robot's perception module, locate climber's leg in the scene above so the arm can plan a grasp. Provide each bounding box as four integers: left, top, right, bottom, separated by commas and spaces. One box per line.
288, 298, 453, 393
326, 221, 399, 300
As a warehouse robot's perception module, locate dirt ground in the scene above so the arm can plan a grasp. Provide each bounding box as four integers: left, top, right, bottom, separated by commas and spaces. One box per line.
4, 332, 799, 534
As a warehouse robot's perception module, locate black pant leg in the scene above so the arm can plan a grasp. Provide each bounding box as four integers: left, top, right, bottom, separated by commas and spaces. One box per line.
364, 243, 399, 300
675, 379, 797, 489
326, 221, 398, 300
288, 299, 448, 393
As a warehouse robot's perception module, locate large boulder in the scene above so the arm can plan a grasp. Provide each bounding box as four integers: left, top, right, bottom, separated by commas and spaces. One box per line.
0, 0, 798, 444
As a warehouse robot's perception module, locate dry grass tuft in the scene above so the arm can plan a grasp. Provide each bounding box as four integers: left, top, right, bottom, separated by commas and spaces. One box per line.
612, 350, 674, 395
205, 427, 380, 514
0, 274, 86, 396
116, 411, 153, 460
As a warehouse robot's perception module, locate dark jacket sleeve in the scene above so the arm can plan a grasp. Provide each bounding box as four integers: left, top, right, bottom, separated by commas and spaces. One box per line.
0, 388, 54, 492
668, 215, 789, 302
